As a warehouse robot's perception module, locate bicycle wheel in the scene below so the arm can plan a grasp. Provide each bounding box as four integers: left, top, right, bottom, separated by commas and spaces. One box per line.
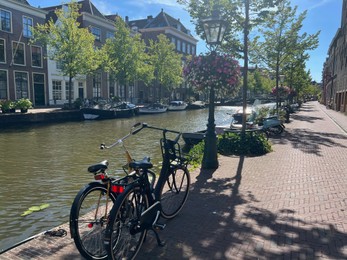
269, 125, 284, 135
155, 166, 190, 219
104, 185, 149, 260
70, 182, 116, 260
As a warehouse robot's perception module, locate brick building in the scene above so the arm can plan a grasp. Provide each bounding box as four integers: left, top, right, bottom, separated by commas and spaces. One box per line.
323, 0, 347, 112
0, 0, 197, 107
127, 9, 198, 103
0, 0, 48, 106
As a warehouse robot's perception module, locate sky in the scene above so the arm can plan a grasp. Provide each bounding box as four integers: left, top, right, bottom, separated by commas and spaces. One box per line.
27, 0, 343, 83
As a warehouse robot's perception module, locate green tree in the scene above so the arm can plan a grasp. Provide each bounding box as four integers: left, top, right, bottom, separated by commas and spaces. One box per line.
251, 0, 319, 108
148, 34, 183, 102
103, 16, 151, 101
31, 1, 100, 108
179, 0, 280, 133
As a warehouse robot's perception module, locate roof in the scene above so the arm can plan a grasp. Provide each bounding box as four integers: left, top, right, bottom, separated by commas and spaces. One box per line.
127, 9, 192, 36
14, 0, 30, 5
42, 0, 107, 22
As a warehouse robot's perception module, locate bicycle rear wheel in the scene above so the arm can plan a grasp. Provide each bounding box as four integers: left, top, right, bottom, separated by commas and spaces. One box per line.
104, 186, 148, 260
155, 166, 190, 219
70, 182, 116, 260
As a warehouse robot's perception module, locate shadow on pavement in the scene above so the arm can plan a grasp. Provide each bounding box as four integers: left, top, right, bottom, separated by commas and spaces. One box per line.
138, 155, 347, 259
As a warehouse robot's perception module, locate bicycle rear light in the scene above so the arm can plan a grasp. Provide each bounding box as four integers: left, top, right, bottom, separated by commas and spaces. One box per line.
111, 185, 124, 194
94, 173, 105, 180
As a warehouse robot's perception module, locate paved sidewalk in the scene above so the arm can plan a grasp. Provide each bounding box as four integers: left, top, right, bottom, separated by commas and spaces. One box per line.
1, 101, 347, 260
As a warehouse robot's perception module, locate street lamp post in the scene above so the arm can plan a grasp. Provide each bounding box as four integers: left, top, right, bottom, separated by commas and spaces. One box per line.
201, 11, 227, 170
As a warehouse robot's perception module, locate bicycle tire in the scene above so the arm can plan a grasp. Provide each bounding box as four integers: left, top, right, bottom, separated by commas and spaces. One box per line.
269, 125, 284, 135
104, 185, 149, 260
155, 165, 190, 219
70, 182, 116, 260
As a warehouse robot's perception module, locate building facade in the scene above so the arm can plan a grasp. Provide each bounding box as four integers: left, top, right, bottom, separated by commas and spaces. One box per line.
43, 0, 117, 106
323, 0, 347, 112
1, 0, 197, 107
127, 9, 198, 103
0, 0, 48, 106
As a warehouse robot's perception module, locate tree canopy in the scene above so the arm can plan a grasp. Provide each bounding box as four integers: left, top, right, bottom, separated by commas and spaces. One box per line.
31, 1, 100, 107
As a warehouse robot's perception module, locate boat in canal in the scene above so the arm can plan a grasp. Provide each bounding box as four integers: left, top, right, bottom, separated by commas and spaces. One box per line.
167, 101, 188, 111
113, 102, 139, 118
138, 103, 168, 114
81, 105, 115, 120
81, 102, 139, 120
182, 130, 206, 146
187, 100, 206, 109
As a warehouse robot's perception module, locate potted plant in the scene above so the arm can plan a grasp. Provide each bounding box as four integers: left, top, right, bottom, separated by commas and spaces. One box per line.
0, 100, 15, 113
15, 98, 32, 113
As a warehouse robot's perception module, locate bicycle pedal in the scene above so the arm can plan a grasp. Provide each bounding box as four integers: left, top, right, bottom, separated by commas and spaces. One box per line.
153, 223, 166, 230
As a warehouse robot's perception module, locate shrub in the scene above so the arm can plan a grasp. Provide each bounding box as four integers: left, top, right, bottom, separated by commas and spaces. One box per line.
218, 132, 272, 156
187, 141, 205, 168
15, 98, 32, 110
187, 131, 272, 168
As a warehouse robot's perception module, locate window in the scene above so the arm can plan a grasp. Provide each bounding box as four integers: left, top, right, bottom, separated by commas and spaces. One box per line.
0, 9, 11, 32
56, 61, 63, 70
177, 39, 181, 51
93, 73, 101, 98
23, 16, 33, 38
31, 46, 42, 67
182, 42, 186, 53
0, 39, 5, 62
52, 80, 62, 100
65, 81, 74, 100
187, 44, 191, 54
106, 31, 114, 39
91, 26, 101, 41
15, 72, 28, 99
0, 70, 8, 99
13, 42, 25, 65
192, 46, 196, 55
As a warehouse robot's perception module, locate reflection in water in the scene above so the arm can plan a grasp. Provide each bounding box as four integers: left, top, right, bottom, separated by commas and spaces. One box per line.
0, 106, 238, 251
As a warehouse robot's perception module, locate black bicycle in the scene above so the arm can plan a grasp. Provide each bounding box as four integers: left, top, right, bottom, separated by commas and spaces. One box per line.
103, 122, 191, 260
69, 123, 155, 260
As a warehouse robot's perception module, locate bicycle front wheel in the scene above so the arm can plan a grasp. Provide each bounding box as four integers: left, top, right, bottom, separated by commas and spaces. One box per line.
104, 185, 149, 260
70, 182, 116, 260
155, 166, 190, 219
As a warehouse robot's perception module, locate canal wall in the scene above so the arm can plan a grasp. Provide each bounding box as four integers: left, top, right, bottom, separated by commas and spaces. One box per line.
0, 109, 83, 128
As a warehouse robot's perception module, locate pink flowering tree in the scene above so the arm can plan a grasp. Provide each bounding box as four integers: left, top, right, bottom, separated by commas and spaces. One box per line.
271, 85, 290, 106
183, 53, 241, 96
183, 52, 241, 169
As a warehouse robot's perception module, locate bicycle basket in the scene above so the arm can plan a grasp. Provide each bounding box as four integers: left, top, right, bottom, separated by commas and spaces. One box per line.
160, 138, 182, 163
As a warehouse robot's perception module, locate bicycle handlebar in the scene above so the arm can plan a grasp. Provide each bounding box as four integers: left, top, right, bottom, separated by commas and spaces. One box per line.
141, 122, 182, 143
100, 122, 182, 150
100, 122, 147, 150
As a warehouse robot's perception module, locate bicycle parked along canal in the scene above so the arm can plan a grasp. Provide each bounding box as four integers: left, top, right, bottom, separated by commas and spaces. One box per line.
103, 122, 191, 260
69, 123, 156, 260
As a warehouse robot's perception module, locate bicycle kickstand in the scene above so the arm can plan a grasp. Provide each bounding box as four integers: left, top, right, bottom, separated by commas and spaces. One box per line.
151, 211, 166, 247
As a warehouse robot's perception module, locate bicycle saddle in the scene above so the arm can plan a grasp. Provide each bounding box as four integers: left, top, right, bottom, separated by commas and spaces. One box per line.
129, 157, 153, 169
88, 160, 109, 173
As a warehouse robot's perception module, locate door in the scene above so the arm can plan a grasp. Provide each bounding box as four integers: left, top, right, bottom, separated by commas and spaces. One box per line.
33, 74, 45, 106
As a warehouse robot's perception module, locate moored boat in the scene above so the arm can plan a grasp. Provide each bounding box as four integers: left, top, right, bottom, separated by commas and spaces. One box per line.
138, 103, 168, 114
182, 130, 206, 146
167, 101, 188, 111
81, 105, 116, 120
187, 100, 206, 109
112, 102, 139, 118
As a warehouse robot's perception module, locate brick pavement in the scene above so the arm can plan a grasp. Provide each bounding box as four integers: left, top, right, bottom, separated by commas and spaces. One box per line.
1, 101, 347, 260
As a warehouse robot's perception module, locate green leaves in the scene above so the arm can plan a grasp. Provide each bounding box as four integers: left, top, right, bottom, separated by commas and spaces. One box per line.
21, 203, 50, 217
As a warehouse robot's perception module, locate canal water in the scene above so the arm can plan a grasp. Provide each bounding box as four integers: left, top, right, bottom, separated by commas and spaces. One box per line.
0, 106, 239, 252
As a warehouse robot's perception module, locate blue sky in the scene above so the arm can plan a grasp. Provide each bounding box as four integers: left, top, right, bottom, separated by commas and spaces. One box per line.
28, 0, 343, 82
